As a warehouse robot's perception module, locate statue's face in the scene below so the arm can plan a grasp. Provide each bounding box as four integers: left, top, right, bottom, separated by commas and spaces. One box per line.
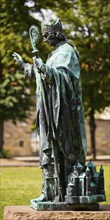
43, 31, 59, 47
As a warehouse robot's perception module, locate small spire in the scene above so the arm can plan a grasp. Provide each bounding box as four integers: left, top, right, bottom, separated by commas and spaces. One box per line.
100, 165, 104, 176
86, 167, 90, 177
86, 160, 96, 168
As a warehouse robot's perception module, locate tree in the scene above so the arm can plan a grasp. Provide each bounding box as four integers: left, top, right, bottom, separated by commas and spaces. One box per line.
0, 1, 38, 152
0, 0, 35, 152
57, 0, 110, 159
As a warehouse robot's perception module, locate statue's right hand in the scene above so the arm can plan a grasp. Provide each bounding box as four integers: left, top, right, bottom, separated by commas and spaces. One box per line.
12, 52, 24, 66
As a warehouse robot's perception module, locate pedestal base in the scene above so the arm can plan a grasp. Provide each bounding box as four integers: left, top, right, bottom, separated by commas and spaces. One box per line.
4, 205, 110, 220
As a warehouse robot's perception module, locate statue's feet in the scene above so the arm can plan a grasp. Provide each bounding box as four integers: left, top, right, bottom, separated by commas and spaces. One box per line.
30, 193, 47, 204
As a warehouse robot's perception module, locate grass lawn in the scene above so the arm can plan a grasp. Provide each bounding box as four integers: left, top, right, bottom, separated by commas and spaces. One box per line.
0, 167, 42, 220
0, 166, 110, 219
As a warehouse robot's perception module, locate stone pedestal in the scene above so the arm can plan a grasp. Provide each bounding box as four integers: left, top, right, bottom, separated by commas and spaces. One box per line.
4, 205, 110, 220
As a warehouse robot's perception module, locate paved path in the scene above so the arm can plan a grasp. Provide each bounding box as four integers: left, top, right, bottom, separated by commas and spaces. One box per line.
0, 155, 110, 167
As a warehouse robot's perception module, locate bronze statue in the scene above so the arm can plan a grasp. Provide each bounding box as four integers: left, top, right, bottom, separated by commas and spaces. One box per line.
12, 19, 105, 210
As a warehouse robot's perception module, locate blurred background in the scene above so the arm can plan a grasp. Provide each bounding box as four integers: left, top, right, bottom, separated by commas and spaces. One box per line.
0, 0, 110, 160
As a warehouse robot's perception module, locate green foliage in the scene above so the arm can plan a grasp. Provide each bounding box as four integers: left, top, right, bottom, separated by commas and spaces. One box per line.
0, 0, 36, 124
0, 70, 32, 121
31, 118, 37, 131
0, 149, 11, 158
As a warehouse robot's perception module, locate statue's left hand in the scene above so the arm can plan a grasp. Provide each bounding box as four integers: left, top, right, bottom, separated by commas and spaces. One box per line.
33, 56, 43, 70
12, 52, 24, 66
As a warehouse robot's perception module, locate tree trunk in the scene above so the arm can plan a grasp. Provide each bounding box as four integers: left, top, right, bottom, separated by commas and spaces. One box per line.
89, 109, 96, 160
0, 120, 4, 152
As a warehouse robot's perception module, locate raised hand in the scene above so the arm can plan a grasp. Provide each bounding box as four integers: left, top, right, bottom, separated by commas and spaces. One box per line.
12, 52, 24, 66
